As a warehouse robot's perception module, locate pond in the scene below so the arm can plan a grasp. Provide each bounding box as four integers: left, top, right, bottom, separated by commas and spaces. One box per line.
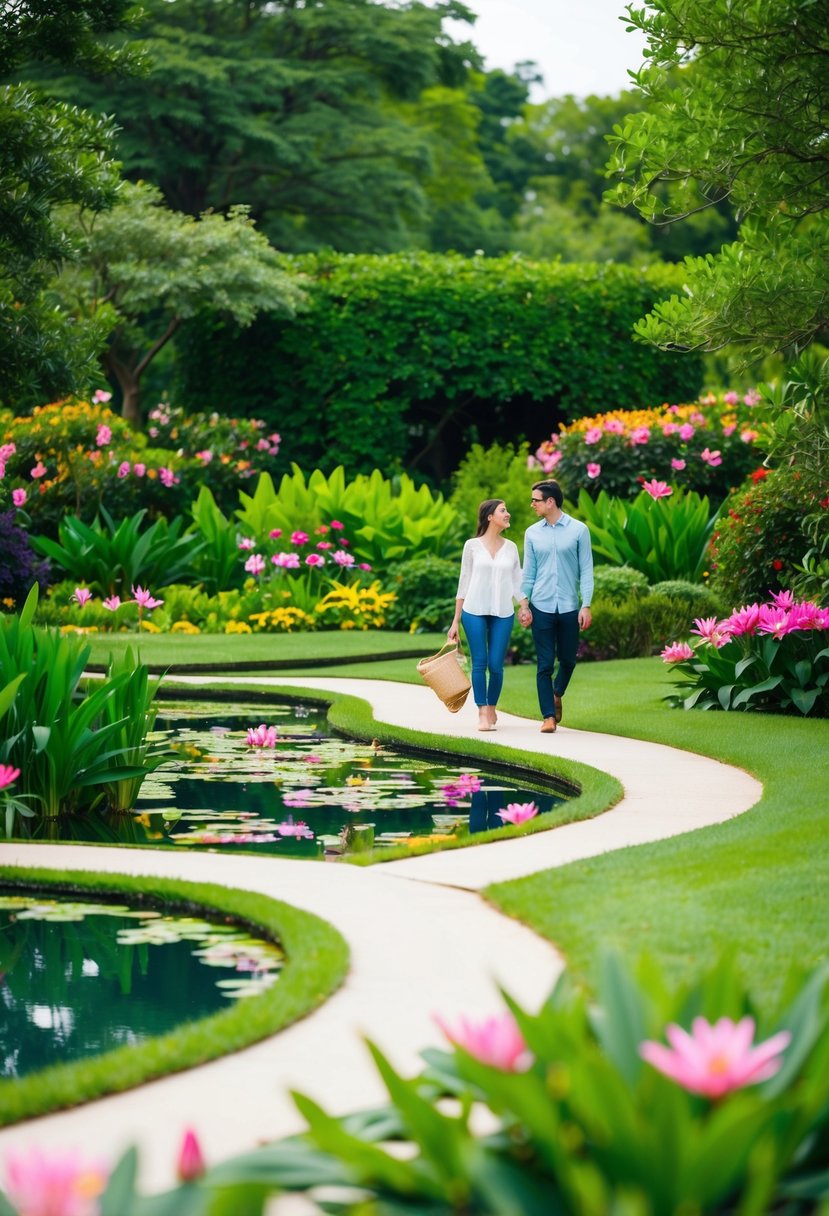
0, 893, 282, 1079
14, 700, 568, 857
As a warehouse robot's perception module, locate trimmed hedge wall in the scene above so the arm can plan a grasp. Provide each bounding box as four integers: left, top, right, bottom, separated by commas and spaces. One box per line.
175, 253, 702, 483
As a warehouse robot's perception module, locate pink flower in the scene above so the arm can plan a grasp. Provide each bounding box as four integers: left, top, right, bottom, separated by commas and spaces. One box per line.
117, 461, 130, 478
31, 461, 47, 479
435, 1011, 532, 1072
268, 528, 282, 540
722, 604, 761, 636
330, 519, 345, 530
701, 448, 722, 466
642, 479, 673, 500
92, 389, 112, 403
358, 563, 372, 571
690, 412, 706, 425
272, 551, 300, 569
740, 429, 758, 443
0, 764, 21, 790
640, 1016, 790, 1099
757, 605, 798, 639
678, 424, 695, 441
4, 1146, 108, 1216
586, 462, 601, 479
276, 818, 314, 838
603, 418, 625, 434
244, 553, 266, 576
0, 442, 15, 461
305, 553, 325, 567
629, 426, 651, 445
72, 587, 92, 608
333, 550, 355, 566
102, 596, 123, 611
723, 391, 739, 405
722, 424, 737, 437
290, 531, 309, 545
661, 641, 694, 662
12, 488, 27, 508
788, 601, 821, 630
131, 585, 164, 610
95, 425, 112, 447
497, 801, 539, 825
195, 450, 213, 463
769, 589, 795, 610
238, 537, 255, 550
247, 724, 278, 748
177, 1128, 206, 1183
691, 616, 732, 647
159, 467, 177, 487
0, 462, 5, 479
316, 541, 333, 551
671, 458, 686, 471
283, 789, 314, 808
662, 421, 679, 436
584, 427, 603, 445
256, 437, 270, 451
133, 463, 146, 478
744, 390, 762, 406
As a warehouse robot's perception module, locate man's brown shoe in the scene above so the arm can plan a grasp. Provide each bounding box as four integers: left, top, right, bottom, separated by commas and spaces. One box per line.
554, 695, 563, 723
540, 717, 557, 733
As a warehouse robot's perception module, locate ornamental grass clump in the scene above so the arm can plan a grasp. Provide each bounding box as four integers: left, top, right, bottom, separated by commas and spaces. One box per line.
662, 589, 829, 715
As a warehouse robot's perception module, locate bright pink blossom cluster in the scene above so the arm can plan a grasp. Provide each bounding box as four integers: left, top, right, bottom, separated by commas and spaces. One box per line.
435, 1011, 532, 1072
641, 1015, 790, 1099
240, 519, 372, 578
247, 724, 279, 748
662, 590, 829, 661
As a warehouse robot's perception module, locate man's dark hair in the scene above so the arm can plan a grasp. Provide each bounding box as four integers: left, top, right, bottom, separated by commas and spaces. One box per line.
531, 480, 563, 508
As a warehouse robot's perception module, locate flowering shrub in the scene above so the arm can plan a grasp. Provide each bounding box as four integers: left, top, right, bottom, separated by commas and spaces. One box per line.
533, 390, 767, 502
709, 466, 825, 605
662, 590, 829, 715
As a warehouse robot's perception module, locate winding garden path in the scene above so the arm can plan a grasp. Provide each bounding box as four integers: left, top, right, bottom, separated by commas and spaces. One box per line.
0, 677, 762, 1189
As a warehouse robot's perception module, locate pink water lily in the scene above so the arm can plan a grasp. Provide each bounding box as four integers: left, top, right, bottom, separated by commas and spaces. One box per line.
276, 818, 314, 838
435, 1011, 532, 1072
283, 789, 314, 808
4, 1146, 108, 1216
642, 479, 672, 500
640, 1015, 791, 1099
497, 801, 539, 825
661, 641, 694, 662
72, 587, 92, 608
247, 724, 278, 748
176, 1128, 206, 1183
0, 764, 21, 790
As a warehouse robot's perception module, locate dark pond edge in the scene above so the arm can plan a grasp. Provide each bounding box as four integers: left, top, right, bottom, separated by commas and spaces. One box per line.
0, 866, 349, 1128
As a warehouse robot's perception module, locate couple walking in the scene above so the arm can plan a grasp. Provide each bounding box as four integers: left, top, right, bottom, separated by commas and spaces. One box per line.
447, 480, 593, 733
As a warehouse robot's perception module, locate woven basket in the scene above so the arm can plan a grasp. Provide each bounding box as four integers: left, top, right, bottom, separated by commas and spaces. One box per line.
416, 642, 471, 713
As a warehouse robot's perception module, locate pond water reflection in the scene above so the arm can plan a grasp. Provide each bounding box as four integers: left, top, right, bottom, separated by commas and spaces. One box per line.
16, 701, 567, 857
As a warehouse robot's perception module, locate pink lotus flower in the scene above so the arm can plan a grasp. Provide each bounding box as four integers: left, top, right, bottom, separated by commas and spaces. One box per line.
131, 585, 164, 610
92, 389, 112, 403
95, 425, 112, 447
701, 447, 722, 466
642, 479, 672, 500
247, 724, 278, 748
272, 551, 300, 569
12, 488, 27, 507
586, 462, 601, 479
290, 531, 309, 545
332, 550, 355, 566
283, 789, 314, 808
117, 461, 130, 478
176, 1128, 206, 1183
102, 596, 123, 611
276, 818, 314, 838
31, 461, 47, 478
4, 1146, 108, 1216
497, 801, 539, 825
722, 604, 761, 636
661, 641, 694, 662
435, 1011, 532, 1072
305, 553, 325, 567
629, 426, 651, 445
159, 467, 177, 487
640, 1015, 791, 1099
691, 616, 732, 648
0, 764, 21, 790
671, 458, 686, 471
72, 587, 92, 608
584, 427, 603, 445
244, 553, 266, 576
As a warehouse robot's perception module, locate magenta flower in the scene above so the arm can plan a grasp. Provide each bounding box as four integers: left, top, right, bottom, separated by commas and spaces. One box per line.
642, 479, 672, 500
661, 641, 694, 662
102, 596, 123, 611
247, 724, 278, 748
691, 616, 732, 648
12, 488, 27, 507
435, 1011, 531, 1072
497, 801, 539, 825
358, 562, 372, 571
584, 427, 603, 445
133, 462, 146, 478
177, 1128, 206, 1183
244, 553, 266, 576
757, 604, 798, 639
4, 1146, 108, 1216
117, 461, 130, 478
770, 589, 795, 609
95, 424, 112, 447
0, 764, 21, 790
31, 461, 47, 479
0, 461, 5, 479
290, 531, 309, 546
788, 601, 821, 630
640, 1016, 790, 1099
276, 818, 314, 838
269, 528, 282, 540
629, 426, 651, 445
0, 442, 16, 461
701, 447, 722, 466
722, 604, 760, 636
330, 519, 345, 530
744, 390, 762, 406
131, 585, 164, 610
671, 458, 686, 471
586, 462, 601, 479
678, 423, 695, 441
159, 466, 177, 487
316, 541, 334, 550
72, 587, 92, 608
305, 553, 325, 567
272, 551, 300, 569
283, 789, 314, 808
332, 549, 355, 566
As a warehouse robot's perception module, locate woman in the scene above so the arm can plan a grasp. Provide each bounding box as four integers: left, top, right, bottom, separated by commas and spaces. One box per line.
447, 499, 528, 731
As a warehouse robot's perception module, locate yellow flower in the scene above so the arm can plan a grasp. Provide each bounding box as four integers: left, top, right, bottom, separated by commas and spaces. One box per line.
171, 620, 201, 634
140, 620, 161, 633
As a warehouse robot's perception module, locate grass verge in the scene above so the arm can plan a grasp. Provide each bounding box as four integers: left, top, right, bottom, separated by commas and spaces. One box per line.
0, 866, 348, 1126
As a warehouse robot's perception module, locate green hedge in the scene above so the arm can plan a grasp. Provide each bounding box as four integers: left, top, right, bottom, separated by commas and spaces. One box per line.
175, 253, 703, 483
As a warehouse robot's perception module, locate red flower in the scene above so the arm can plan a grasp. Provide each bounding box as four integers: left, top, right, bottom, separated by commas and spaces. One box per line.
820, 496, 829, 510
772, 559, 784, 571
751, 467, 769, 483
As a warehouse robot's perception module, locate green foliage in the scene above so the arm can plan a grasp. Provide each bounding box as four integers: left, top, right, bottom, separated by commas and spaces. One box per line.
575, 486, 718, 583
584, 593, 702, 662
201, 954, 829, 1215
448, 440, 538, 536
709, 468, 820, 606
99, 648, 169, 812
175, 253, 704, 481
591, 565, 650, 603
31, 507, 204, 597
648, 580, 725, 618
384, 556, 458, 632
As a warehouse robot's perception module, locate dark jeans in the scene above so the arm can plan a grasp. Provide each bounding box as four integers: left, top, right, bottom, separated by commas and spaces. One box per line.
460, 610, 514, 707
530, 605, 580, 718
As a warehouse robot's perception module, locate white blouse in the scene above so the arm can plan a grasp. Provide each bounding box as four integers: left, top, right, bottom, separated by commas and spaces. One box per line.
456, 538, 523, 618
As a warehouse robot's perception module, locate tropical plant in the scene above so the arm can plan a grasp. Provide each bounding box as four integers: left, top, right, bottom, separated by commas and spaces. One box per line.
384, 556, 459, 632
99, 648, 170, 812
574, 485, 719, 583
448, 441, 538, 535
30, 507, 204, 596
662, 591, 829, 716
583, 594, 703, 663
189, 486, 242, 594
590, 565, 650, 604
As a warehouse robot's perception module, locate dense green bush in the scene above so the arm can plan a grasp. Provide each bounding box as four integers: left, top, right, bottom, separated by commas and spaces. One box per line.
448, 441, 538, 535
384, 556, 458, 632
175, 253, 703, 481
592, 565, 650, 603
649, 580, 725, 617
582, 594, 696, 661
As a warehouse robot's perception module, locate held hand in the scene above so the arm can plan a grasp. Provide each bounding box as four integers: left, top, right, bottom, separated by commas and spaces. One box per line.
518, 608, 532, 628
578, 607, 592, 630
447, 623, 459, 643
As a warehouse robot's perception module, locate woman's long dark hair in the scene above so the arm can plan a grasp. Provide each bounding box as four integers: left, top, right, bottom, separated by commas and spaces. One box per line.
475, 499, 504, 537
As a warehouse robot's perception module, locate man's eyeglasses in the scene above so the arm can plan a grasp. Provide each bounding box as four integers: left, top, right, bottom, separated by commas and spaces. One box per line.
530, 497, 545, 504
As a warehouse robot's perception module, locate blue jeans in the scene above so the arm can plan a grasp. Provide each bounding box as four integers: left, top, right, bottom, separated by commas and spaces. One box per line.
530, 606, 580, 718
460, 611, 514, 707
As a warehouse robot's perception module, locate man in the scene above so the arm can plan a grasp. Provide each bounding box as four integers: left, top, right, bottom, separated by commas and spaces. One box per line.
518, 480, 593, 733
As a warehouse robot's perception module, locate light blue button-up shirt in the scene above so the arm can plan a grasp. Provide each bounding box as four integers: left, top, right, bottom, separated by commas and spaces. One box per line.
521, 514, 594, 613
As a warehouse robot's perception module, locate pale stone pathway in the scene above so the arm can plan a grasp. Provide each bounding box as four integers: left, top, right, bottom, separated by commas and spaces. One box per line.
0, 677, 762, 1189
